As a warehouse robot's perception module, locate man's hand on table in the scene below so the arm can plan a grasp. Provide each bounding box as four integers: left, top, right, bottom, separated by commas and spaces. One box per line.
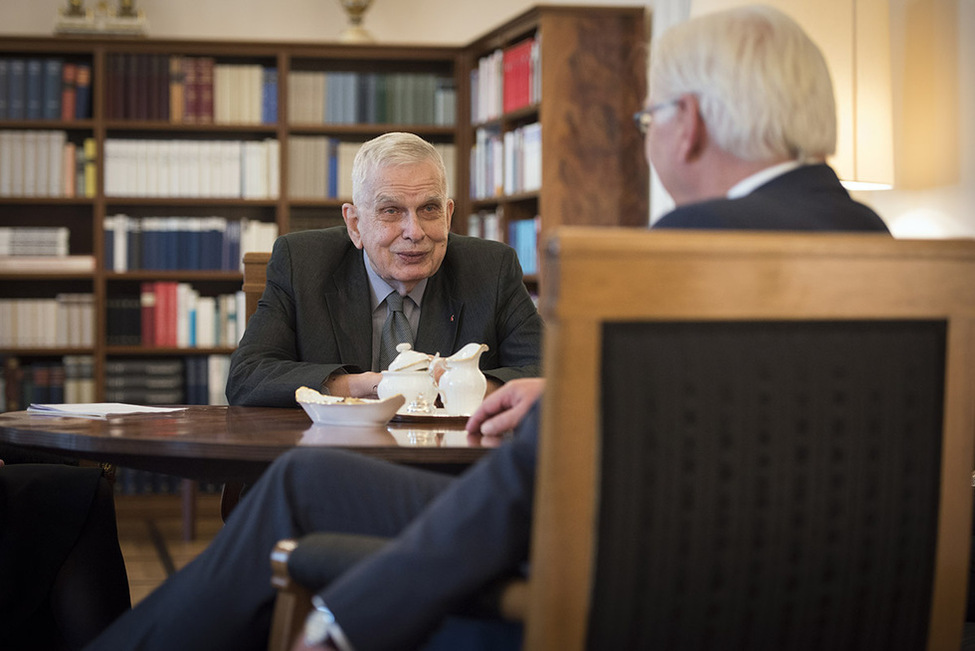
466, 377, 545, 437
323, 372, 383, 399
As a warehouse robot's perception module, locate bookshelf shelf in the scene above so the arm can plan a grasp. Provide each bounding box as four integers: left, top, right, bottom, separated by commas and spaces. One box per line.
471, 192, 539, 209
0, 272, 95, 280
0, 119, 95, 129
1, 6, 648, 410
105, 271, 243, 281
103, 198, 279, 207
104, 122, 280, 134
287, 124, 456, 137
106, 346, 237, 356
0, 347, 95, 356
0, 197, 96, 205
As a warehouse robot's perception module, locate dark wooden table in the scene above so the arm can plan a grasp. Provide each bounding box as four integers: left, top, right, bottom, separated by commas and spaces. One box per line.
0, 405, 497, 484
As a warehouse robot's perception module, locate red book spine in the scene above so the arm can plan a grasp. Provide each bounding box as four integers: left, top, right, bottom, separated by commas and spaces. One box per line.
154, 281, 175, 348
502, 47, 517, 114
197, 57, 214, 124
166, 281, 179, 347
183, 57, 199, 124
60, 62, 77, 121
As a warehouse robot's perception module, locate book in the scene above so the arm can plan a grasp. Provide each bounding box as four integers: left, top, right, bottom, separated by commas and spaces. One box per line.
197, 57, 214, 124
262, 66, 278, 124
7, 58, 26, 120
169, 55, 184, 123
60, 62, 77, 121
140, 281, 156, 346
502, 38, 534, 114
42, 58, 62, 120
25, 58, 43, 120
62, 140, 76, 196
26, 402, 185, 419
82, 137, 96, 197
0, 59, 8, 120
182, 56, 199, 123
74, 63, 91, 119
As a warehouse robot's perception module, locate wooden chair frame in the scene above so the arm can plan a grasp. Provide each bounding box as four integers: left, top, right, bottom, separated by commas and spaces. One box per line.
528, 228, 975, 650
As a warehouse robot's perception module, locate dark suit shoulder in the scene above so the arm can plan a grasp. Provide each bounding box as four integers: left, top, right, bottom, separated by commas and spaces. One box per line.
445, 232, 513, 257
277, 225, 353, 252
654, 164, 890, 233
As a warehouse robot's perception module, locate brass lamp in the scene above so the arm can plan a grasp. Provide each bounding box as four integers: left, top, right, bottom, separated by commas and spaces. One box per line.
338, 0, 375, 43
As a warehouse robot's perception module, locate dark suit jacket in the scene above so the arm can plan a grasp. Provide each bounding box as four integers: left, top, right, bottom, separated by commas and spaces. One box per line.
653, 164, 891, 233
227, 226, 543, 407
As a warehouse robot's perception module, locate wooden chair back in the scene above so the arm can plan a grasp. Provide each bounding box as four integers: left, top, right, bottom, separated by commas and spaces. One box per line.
221, 251, 272, 523
530, 228, 975, 650
242, 251, 272, 324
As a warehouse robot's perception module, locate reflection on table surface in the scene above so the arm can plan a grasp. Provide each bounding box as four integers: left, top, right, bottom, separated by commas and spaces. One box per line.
0, 405, 499, 481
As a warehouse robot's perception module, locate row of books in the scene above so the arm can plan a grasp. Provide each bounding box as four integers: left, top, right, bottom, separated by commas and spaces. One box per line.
113, 282, 246, 349
467, 210, 503, 241
102, 356, 230, 406
0, 355, 232, 412
103, 215, 278, 272
287, 70, 455, 126
0, 130, 96, 198
0, 294, 94, 349
466, 211, 539, 275
469, 123, 542, 199
2, 355, 95, 412
103, 138, 280, 199
467, 209, 541, 275
288, 137, 362, 200
470, 36, 541, 124
0, 57, 93, 121
287, 138, 457, 201
108, 355, 229, 496
104, 54, 278, 125
0, 226, 70, 256
507, 217, 540, 275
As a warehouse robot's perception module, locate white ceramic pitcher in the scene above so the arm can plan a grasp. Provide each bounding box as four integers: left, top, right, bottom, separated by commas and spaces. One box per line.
437, 343, 489, 416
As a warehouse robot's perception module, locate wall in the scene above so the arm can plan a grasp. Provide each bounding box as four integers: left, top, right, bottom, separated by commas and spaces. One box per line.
3, 0, 972, 237
0, 0, 646, 44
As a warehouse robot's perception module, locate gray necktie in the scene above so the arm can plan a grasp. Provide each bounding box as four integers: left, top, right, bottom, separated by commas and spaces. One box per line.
378, 291, 414, 371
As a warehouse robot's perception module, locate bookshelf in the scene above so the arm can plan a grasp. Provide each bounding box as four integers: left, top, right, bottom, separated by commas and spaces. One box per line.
463, 5, 650, 285
0, 5, 647, 408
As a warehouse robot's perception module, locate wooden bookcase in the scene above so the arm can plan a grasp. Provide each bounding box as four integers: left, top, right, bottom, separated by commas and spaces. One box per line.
462, 5, 649, 285
0, 4, 647, 406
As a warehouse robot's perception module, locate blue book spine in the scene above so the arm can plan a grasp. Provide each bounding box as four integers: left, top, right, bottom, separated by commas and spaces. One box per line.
0, 59, 8, 119
205, 227, 221, 270
25, 58, 43, 120
328, 138, 338, 198
8, 58, 26, 119
74, 63, 91, 119
104, 217, 115, 270
187, 227, 202, 271
225, 220, 240, 271
262, 67, 278, 124
176, 226, 191, 270
164, 229, 179, 271
42, 58, 63, 120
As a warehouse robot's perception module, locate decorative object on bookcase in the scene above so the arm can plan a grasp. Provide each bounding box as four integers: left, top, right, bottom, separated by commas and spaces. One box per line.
338, 0, 375, 43
54, 0, 148, 36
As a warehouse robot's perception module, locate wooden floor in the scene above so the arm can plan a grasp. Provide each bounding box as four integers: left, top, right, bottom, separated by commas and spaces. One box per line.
114, 491, 223, 605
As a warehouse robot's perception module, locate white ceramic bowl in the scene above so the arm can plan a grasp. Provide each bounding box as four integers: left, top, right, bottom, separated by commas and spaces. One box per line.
296, 390, 405, 427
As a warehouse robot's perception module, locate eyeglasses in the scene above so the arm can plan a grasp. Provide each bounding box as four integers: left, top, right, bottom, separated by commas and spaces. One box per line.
633, 98, 682, 134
